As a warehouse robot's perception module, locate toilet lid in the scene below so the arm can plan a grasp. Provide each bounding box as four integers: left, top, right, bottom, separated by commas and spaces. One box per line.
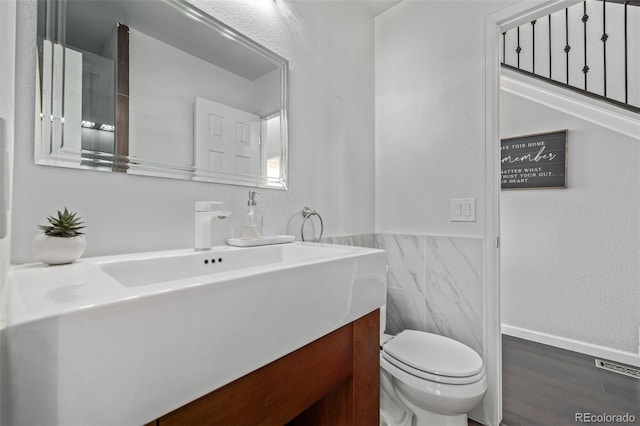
382, 330, 483, 378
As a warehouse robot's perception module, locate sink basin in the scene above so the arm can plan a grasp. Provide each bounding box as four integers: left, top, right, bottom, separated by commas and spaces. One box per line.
2, 242, 386, 425
99, 243, 351, 287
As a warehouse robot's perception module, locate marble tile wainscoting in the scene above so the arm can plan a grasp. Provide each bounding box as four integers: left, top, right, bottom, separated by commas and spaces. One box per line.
322, 233, 483, 355
379, 234, 483, 355
323, 233, 486, 423
321, 234, 377, 249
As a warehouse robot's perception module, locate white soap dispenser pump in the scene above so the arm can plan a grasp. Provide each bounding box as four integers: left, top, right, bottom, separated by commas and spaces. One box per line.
241, 190, 263, 238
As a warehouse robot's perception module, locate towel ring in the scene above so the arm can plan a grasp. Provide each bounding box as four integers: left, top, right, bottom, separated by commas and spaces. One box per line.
301, 207, 324, 242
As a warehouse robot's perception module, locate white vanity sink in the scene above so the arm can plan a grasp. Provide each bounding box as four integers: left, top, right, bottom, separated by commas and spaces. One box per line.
3, 242, 386, 425
99, 242, 349, 287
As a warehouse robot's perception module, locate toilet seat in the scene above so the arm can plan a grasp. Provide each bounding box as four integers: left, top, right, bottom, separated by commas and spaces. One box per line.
381, 330, 484, 385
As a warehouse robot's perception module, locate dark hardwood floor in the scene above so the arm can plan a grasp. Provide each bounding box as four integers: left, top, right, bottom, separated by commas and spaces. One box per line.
501, 335, 640, 426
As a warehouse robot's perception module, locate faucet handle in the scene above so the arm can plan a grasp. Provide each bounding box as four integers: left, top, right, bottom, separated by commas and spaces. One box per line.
195, 201, 224, 212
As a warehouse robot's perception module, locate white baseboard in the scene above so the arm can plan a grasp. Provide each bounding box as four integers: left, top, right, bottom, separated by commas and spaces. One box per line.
502, 324, 640, 367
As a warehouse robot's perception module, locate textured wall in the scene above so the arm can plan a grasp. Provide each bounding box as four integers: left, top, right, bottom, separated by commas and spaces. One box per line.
501, 89, 640, 355
0, 0, 16, 312
11, 0, 376, 263
375, 1, 509, 237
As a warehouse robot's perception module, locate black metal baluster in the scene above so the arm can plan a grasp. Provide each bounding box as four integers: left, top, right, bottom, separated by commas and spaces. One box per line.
602, 0, 608, 97
532, 20, 537, 73
582, 1, 589, 90
499, 0, 638, 113
565, 8, 570, 85
502, 32, 506, 65
517, 27, 522, 69
549, 14, 552, 79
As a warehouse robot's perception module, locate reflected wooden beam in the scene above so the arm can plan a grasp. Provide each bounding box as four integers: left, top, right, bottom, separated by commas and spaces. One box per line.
115, 23, 129, 173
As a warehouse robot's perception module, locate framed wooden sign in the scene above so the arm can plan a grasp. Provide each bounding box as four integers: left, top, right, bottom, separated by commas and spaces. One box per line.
501, 130, 567, 189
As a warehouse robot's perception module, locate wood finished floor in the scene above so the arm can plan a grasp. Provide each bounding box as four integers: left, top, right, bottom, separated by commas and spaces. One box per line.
501, 335, 640, 426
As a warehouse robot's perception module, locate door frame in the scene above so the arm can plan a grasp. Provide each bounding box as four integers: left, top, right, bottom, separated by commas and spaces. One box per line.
482, 2, 581, 424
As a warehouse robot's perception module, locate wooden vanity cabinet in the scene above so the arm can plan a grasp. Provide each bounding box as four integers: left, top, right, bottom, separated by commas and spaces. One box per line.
148, 309, 379, 426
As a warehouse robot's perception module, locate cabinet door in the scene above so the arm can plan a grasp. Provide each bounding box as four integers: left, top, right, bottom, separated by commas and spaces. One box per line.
157, 310, 379, 426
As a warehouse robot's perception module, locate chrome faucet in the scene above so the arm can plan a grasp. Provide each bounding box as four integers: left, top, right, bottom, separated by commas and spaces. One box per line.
194, 201, 232, 251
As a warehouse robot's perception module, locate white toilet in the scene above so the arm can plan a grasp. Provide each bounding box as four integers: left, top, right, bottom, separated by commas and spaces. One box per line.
379, 308, 488, 426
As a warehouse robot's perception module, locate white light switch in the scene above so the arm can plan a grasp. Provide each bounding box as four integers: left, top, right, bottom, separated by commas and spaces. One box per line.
450, 198, 476, 222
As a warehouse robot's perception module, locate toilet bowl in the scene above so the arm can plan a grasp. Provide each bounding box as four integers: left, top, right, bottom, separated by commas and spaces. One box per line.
379, 309, 487, 426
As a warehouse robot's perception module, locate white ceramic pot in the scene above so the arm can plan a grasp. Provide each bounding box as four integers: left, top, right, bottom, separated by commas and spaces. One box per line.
32, 234, 86, 265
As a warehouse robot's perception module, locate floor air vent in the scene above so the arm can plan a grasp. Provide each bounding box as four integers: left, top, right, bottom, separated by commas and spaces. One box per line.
595, 359, 640, 380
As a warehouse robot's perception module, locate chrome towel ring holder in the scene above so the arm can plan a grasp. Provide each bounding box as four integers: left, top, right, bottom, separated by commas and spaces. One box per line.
301, 207, 324, 242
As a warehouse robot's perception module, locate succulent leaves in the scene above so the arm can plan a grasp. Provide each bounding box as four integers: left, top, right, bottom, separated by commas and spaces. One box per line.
39, 207, 85, 238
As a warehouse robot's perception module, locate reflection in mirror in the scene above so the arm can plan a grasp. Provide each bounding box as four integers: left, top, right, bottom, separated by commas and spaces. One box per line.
35, 0, 289, 189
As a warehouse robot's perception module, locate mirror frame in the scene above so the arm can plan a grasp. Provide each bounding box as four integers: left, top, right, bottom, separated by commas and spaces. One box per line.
35, 0, 289, 190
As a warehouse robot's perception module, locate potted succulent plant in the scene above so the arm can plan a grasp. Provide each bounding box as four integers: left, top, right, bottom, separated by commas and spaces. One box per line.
32, 207, 86, 265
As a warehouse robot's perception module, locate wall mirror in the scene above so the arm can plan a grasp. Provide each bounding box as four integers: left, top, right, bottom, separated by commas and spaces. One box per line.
35, 0, 289, 189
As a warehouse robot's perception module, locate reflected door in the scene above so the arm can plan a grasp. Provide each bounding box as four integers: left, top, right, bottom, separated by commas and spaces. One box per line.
194, 97, 261, 176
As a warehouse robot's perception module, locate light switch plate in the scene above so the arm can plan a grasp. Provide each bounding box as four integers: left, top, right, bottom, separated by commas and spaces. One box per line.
450, 198, 476, 222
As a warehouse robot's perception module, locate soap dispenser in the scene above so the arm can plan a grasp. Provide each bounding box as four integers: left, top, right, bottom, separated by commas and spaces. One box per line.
242, 190, 263, 238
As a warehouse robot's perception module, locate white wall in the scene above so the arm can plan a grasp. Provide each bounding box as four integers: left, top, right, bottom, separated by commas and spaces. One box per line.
0, 0, 16, 311
0, 3, 16, 419
11, 0, 376, 263
501, 88, 640, 357
376, 0, 510, 236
